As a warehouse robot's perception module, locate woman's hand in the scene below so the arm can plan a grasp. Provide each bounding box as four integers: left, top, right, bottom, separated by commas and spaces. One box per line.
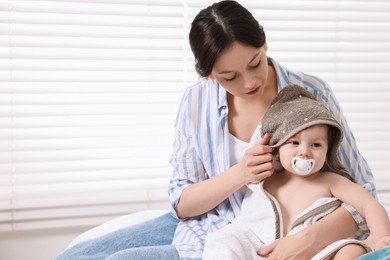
239, 133, 274, 184
175, 133, 273, 218
258, 207, 358, 259
257, 231, 317, 259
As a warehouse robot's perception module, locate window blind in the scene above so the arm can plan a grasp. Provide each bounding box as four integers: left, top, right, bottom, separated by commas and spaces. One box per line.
0, 0, 194, 232
1, 0, 389, 232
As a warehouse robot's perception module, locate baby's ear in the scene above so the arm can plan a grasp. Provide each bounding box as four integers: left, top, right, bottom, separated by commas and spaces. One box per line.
272, 157, 284, 172
272, 148, 279, 159
272, 148, 284, 171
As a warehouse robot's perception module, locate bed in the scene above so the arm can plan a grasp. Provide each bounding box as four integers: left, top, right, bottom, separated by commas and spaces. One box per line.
66, 193, 390, 251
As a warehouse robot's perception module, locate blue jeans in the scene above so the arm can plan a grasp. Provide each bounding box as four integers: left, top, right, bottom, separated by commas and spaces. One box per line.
56, 213, 180, 260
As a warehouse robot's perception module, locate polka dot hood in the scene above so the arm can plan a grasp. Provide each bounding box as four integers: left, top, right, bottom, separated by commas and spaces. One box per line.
261, 84, 351, 179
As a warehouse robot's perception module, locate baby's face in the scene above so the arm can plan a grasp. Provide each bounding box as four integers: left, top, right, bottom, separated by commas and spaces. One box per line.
278, 124, 329, 176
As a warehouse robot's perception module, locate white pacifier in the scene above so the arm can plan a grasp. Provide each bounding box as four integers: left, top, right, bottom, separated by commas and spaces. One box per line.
291, 157, 315, 176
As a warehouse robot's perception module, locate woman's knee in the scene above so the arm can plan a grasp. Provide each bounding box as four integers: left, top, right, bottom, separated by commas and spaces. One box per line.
55, 213, 179, 260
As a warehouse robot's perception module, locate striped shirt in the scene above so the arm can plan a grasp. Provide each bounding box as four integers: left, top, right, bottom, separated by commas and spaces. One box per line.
168, 57, 376, 260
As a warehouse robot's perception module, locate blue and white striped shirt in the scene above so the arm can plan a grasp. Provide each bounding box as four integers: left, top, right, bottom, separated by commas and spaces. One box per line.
169, 57, 376, 260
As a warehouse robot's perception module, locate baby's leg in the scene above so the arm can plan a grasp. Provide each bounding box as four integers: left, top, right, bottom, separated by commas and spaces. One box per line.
332, 244, 368, 260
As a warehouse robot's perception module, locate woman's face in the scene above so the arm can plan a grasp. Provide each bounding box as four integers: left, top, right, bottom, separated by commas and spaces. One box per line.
210, 41, 269, 100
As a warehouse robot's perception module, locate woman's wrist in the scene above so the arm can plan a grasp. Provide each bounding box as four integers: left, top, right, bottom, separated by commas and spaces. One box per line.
295, 225, 323, 253
227, 162, 249, 188
298, 207, 357, 252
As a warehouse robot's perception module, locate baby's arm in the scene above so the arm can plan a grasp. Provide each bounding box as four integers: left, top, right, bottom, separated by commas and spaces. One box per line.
374, 236, 390, 250
363, 199, 390, 249
362, 200, 390, 249
327, 172, 390, 249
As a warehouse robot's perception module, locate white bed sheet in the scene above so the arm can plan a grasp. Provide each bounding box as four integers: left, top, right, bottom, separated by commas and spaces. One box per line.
67, 210, 168, 249
68, 191, 390, 249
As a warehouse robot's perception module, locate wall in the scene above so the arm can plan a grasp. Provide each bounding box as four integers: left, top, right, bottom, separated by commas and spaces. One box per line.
0, 226, 91, 260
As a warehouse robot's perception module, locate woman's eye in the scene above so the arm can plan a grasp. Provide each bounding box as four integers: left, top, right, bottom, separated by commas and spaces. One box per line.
250, 61, 261, 69
225, 76, 236, 82
312, 143, 321, 148
290, 141, 299, 145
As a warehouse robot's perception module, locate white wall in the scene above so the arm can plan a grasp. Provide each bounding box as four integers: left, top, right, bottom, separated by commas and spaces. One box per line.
0, 227, 92, 260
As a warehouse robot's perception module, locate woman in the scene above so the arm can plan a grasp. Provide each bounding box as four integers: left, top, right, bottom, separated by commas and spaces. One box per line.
56, 1, 376, 259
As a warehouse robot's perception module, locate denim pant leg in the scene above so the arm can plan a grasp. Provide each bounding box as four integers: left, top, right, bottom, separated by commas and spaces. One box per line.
105, 245, 180, 260
55, 213, 179, 260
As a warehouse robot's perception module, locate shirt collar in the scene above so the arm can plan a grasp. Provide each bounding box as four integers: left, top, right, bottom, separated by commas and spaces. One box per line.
216, 81, 227, 110
267, 56, 291, 91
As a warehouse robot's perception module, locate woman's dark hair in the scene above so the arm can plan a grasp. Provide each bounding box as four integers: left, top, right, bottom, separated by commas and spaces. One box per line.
189, 0, 266, 77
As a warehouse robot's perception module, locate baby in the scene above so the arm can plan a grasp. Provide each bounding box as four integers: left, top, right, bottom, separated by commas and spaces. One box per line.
203, 85, 390, 260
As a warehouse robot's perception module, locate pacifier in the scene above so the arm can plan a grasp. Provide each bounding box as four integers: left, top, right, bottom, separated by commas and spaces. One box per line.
291, 157, 315, 176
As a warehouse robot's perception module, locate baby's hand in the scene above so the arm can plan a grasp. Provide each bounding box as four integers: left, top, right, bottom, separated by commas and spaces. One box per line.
374, 236, 390, 250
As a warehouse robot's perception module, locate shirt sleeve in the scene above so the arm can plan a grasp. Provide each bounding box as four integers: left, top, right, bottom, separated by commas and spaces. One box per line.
168, 87, 206, 218
318, 80, 377, 240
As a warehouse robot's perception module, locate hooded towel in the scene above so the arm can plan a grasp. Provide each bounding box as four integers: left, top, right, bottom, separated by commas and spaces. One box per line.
261, 84, 350, 179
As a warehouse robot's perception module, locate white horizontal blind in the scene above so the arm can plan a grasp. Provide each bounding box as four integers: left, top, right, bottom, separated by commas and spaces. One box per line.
244, 0, 390, 192
0, 0, 196, 232
1, 0, 390, 232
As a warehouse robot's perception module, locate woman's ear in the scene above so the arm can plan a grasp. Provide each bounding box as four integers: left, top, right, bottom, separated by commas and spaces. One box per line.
208, 73, 215, 81
263, 42, 268, 52
208, 73, 219, 85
